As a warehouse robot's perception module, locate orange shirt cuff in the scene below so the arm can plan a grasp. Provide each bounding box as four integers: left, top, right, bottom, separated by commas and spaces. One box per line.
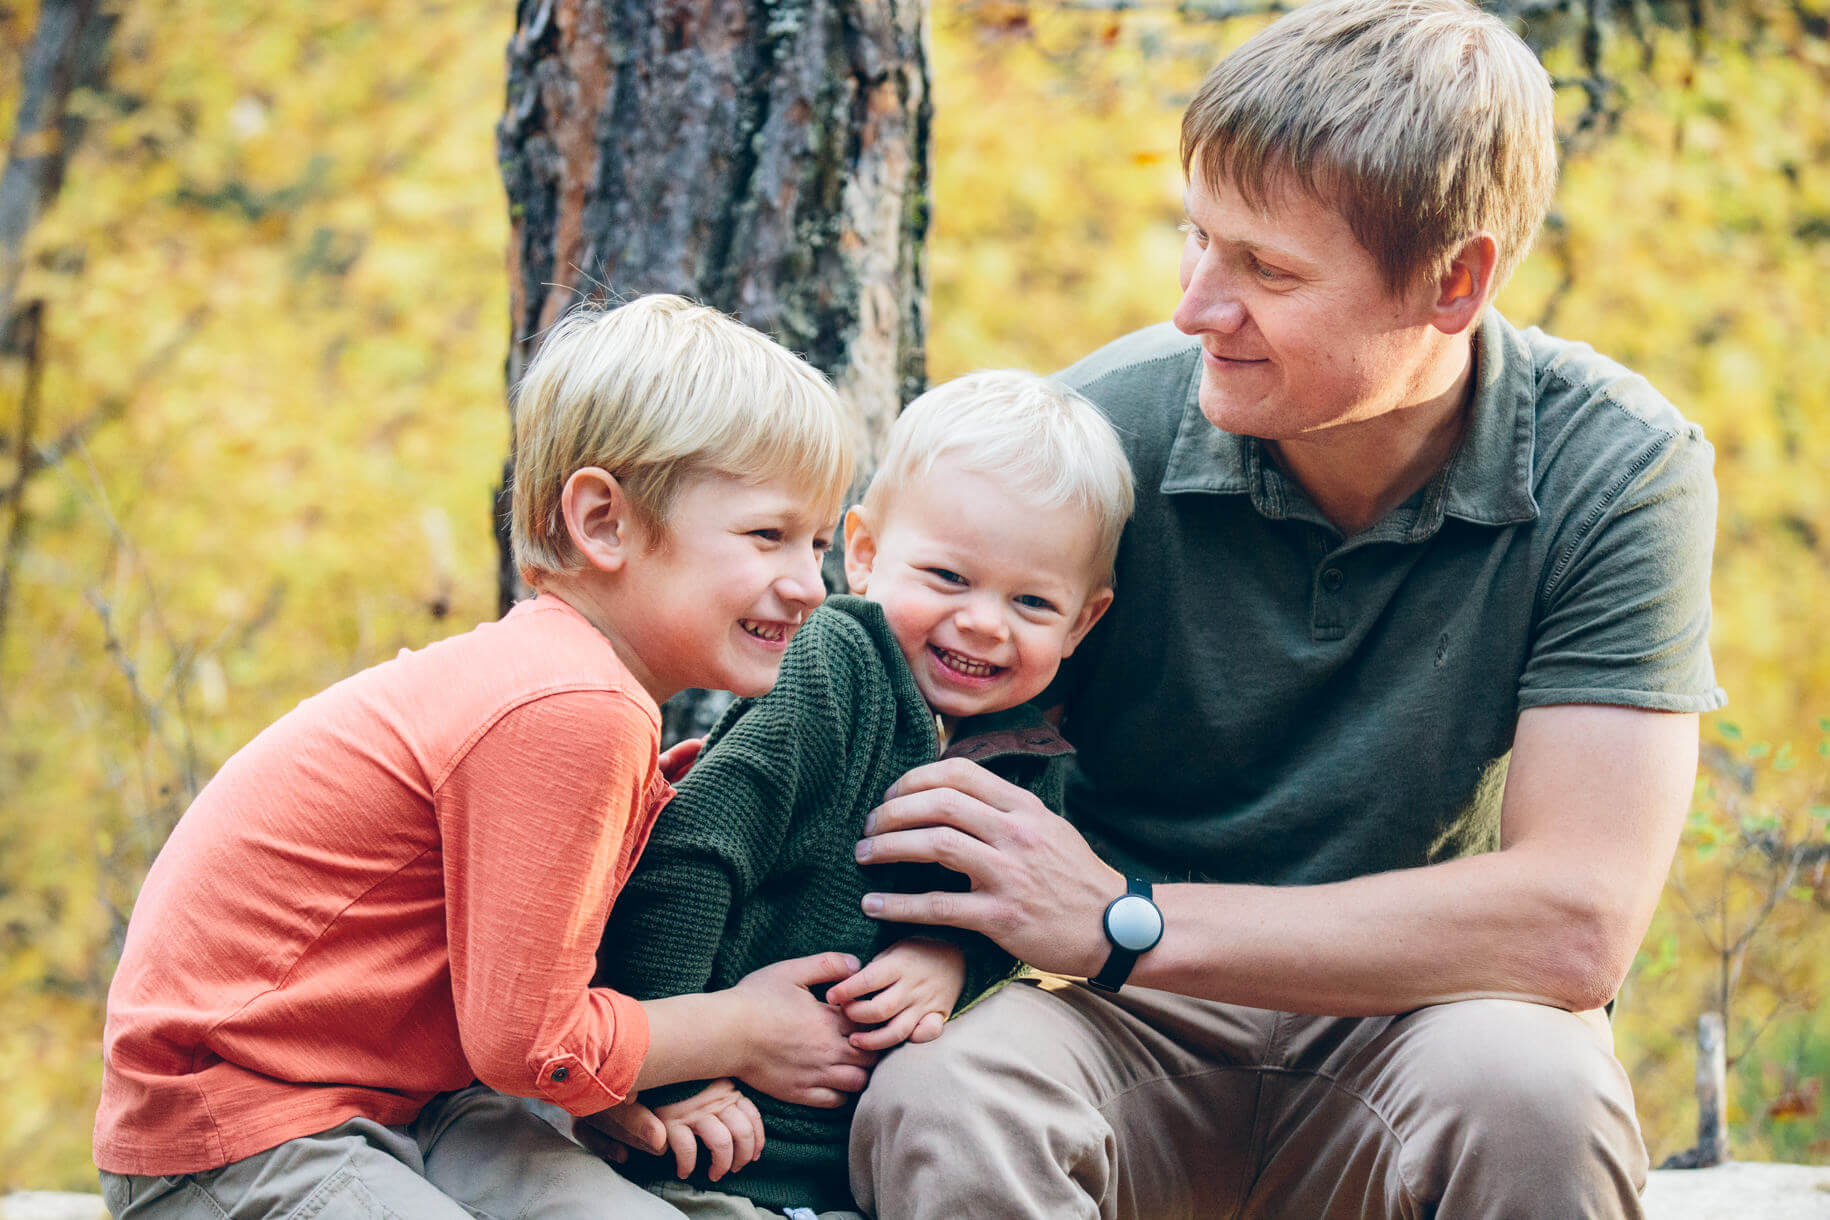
534, 988, 651, 1115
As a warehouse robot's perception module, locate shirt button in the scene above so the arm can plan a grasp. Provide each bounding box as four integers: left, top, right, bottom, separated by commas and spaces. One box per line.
551, 1066, 569, 1082
1321, 568, 1344, 592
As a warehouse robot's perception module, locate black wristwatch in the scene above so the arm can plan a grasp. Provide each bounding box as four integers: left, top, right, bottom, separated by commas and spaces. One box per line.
1089, 876, 1164, 993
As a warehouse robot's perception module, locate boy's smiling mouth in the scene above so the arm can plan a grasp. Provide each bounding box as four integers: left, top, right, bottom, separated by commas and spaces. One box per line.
739, 619, 792, 644
930, 645, 1003, 679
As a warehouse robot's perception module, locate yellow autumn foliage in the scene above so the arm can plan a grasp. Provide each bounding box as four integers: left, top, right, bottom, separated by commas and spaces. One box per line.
0, 0, 1826, 1188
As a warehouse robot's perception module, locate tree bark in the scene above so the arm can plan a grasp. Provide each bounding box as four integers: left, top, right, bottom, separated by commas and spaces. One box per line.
497, 0, 930, 738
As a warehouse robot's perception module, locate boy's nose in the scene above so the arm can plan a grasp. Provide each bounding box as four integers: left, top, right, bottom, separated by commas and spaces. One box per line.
955, 599, 1008, 640
778, 550, 826, 609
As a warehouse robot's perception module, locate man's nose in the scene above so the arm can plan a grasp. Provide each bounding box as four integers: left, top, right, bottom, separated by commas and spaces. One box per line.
1173, 258, 1247, 336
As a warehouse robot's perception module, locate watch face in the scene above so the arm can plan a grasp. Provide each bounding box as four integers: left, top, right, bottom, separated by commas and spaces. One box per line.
1105, 894, 1164, 952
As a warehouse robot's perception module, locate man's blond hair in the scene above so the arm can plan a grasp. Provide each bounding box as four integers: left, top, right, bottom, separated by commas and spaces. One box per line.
862, 371, 1135, 585
1181, 0, 1557, 293
511, 294, 855, 584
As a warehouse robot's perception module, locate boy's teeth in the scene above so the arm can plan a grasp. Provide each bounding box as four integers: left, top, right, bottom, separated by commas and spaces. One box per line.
741, 620, 785, 641
936, 647, 997, 677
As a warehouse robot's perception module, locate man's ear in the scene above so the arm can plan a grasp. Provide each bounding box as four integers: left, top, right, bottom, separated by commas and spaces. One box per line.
842, 506, 878, 595
1061, 585, 1115, 658
561, 467, 644, 573
1429, 231, 1499, 337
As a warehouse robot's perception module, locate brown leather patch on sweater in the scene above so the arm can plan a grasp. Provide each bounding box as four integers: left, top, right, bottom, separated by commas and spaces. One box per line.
943, 724, 1074, 762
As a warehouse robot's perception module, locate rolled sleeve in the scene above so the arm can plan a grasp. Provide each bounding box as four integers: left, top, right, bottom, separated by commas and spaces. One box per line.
438, 688, 665, 1114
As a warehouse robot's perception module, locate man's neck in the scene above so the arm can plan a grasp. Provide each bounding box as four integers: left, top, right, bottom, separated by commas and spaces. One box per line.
1267, 332, 1478, 537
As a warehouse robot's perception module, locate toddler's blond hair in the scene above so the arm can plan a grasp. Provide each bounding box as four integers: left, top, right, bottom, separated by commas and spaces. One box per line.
862, 371, 1134, 585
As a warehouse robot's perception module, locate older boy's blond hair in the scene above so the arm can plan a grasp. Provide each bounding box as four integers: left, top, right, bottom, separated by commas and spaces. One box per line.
1181, 0, 1556, 294
862, 371, 1135, 584
511, 294, 855, 584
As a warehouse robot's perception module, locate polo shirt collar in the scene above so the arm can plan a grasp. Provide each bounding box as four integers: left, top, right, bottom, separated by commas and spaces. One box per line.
1157, 309, 1539, 540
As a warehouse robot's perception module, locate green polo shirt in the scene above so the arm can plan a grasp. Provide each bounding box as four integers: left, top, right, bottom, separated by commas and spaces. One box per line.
1052, 309, 1725, 887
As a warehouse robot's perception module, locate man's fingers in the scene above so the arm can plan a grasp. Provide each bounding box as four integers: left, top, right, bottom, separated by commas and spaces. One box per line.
824, 1063, 872, 1093
855, 825, 997, 877
881, 757, 1032, 812
665, 1118, 698, 1180
573, 1118, 628, 1163
907, 1010, 947, 1044
826, 957, 897, 1006
796, 1085, 847, 1109
860, 887, 993, 931
773, 950, 864, 989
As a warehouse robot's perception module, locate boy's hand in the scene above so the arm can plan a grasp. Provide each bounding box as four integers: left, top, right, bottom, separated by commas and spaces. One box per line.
657, 737, 704, 783
826, 937, 966, 1051
729, 952, 878, 1107
576, 1096, 666, 1164
652, 1078, 765, 1182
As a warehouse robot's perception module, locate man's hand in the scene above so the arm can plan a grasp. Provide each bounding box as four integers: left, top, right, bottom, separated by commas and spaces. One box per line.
575, 1095, 666, 1165
728, 953, 879, 1107
651, 1079, 765, 1183
826, 937, 965, 1051
853, 758, 1122, 977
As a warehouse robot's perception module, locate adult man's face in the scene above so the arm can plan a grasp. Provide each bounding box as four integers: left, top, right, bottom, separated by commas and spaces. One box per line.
1173, 172, 1444, 442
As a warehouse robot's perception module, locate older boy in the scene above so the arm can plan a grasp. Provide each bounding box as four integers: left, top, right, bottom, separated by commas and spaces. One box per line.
851, 2, 1722, 1217
94, 295, 868, 1218
595, 371, 1134, 1218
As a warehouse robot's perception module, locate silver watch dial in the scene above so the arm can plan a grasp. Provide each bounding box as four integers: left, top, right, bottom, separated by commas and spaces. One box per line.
1105, 893, 1164, 952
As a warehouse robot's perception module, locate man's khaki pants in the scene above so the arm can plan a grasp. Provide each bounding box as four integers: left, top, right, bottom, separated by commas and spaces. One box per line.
850, 977, 1648, 1219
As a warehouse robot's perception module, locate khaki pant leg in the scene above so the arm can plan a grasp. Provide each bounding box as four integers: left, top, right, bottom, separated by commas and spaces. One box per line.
100, 1119, 473, 1219
415, 1085, 688, 1219
1246, 1000, 1648, 1220
649, 1180, 866, 1220
850, 977, 1274, 1220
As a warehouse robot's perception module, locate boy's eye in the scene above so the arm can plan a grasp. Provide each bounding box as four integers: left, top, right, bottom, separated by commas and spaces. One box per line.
812, 536, 834, 553
1179, 220, 1207, 246
1015, 594, 1059, 612
927, 568, 966, 585
749, 529, 784, 543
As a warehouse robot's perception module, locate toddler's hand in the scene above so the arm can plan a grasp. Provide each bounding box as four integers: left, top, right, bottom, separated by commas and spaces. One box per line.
729, 952, 878, 1107
652, 1078, 764, 1183
826, 937, 966, 1051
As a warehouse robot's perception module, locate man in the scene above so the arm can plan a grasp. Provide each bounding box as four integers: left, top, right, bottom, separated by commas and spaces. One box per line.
847, 0, 1722, 1215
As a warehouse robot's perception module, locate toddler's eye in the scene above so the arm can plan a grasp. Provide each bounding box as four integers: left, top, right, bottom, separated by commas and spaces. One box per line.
927, 568, 966, 585
812, 536, 834, 553
749, 528, 784, 542
1015, 594, 1058, 612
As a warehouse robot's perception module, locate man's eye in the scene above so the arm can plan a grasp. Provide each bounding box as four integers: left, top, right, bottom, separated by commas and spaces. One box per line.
927, 568, 966, 585
1249, 255, 1285, 281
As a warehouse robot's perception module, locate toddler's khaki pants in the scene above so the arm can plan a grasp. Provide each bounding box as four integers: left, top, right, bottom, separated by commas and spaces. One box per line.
851, 976, 1648, 1220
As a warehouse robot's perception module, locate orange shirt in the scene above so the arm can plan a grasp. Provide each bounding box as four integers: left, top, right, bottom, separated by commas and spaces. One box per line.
94, 595, 672, 1176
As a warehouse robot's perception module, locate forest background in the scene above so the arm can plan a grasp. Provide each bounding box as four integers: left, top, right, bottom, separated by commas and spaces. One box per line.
2, 0, 1828, 1191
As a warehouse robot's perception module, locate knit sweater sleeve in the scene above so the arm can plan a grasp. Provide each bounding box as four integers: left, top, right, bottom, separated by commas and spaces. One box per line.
594, 612, 863, 1104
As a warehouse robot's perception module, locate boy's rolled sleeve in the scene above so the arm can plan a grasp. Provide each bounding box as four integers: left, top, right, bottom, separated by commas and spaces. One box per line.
438, 687, 666, 1114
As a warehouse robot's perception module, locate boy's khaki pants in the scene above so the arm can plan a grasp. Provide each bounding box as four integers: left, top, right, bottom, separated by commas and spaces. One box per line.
851, 977, 1649, 1220
100, 1084, 686, 1219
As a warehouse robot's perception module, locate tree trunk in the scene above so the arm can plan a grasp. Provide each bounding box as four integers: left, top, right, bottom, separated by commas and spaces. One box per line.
497, 0, 930, 738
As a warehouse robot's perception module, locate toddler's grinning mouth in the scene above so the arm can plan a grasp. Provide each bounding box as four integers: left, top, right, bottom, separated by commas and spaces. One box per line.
740, 619, 788, 643
931, 645, 1001, 679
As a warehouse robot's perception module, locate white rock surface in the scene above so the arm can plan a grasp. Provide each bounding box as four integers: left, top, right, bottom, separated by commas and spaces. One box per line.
6, 1162, 1829, 1218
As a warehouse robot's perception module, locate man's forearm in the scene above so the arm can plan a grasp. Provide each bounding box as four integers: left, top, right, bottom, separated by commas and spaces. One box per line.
1128, 846, 1629, 1016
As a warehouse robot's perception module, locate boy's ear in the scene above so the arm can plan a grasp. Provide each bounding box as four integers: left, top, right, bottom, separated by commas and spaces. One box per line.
1429, 231, 1498, 337
1060, 586, 1115, 658
561, 467, 644, 573
841, 506, 877, 594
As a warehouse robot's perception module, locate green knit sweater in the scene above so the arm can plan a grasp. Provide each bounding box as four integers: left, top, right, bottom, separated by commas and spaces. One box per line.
595, 595, 1074, 1212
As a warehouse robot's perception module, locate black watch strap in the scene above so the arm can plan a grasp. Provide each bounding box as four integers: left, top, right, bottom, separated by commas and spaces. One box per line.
1089, 876, 1162, 994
